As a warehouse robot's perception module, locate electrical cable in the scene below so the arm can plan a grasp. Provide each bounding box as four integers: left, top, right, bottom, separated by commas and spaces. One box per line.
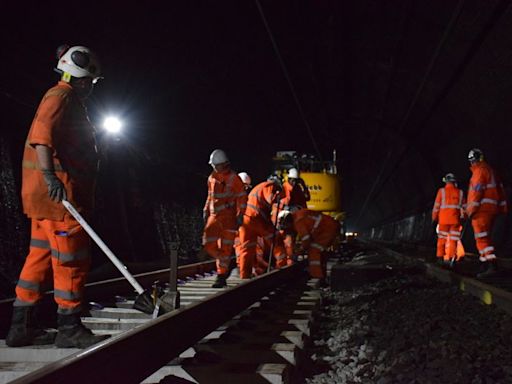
357, 0, 511, 228
254, 0, 323, 161
354, 0, 466, 228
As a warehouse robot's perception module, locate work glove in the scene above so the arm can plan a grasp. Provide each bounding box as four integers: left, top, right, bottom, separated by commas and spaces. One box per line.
42, 170, 67, 202
202, 211, 209, 224
236, 214, 244, 227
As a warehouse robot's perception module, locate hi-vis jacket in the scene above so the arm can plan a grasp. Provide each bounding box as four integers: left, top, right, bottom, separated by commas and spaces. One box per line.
21, 81, 98, 221
467, 161, 508, 216
245, 180, 282, 222
432, 183, 465, 225
204, 170, 247, 217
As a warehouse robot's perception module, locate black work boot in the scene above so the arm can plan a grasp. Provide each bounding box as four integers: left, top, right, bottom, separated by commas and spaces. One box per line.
211, 274, 227, 288
476, 261, 497, 279
6, 306, 56, 347
55, 314, 110, 348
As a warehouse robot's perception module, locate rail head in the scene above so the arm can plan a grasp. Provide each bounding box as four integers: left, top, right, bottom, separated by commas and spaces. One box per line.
9, 263, 305, 384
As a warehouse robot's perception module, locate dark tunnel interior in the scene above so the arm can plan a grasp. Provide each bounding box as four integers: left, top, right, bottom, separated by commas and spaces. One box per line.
2, 0, 512, 293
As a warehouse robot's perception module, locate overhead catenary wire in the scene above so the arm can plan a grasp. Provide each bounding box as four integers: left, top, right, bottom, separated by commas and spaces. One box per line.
353, 0, 466, 229
254, 0, 323, 162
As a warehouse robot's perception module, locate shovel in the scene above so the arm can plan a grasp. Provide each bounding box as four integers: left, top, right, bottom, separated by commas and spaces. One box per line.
62, 200, 162, 315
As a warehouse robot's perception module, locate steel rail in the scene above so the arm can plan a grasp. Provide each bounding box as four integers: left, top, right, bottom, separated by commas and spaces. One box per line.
9, 263, 304, 384
370, 240, 512, 315
0, 260, 216, 337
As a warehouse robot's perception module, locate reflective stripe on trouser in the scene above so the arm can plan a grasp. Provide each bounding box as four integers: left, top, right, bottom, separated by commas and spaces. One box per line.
202, 214, 238, 274
436, 223, 460, 259
15, 217, 90, 314
238, 215, 286, 279
471, 212, 497, 262
307, 222, 339, 278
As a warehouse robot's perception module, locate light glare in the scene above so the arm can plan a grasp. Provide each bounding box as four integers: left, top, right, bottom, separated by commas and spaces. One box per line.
103, 117, 122, 133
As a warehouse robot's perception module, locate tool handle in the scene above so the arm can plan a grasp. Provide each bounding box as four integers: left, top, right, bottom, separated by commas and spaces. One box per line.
62, 200, 145, 294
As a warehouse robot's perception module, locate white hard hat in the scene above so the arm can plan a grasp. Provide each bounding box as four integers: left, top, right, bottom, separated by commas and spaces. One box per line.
238, 172, 251, 185
288, 168, 299, 179
209, 149, 229, 165
468, 148, 483, 163
56, 45, 101, 80
442, 173, 457, 183
277, 210, 292, 229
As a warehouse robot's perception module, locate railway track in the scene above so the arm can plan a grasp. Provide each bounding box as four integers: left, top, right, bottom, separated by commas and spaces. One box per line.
365, 241, 512, 316
0, 260, 321, 384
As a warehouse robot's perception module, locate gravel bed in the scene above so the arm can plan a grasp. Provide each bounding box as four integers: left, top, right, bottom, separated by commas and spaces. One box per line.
305, 274, 512, 384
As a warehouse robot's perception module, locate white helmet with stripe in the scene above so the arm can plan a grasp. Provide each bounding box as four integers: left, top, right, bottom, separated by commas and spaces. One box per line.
56, 45, 101, 80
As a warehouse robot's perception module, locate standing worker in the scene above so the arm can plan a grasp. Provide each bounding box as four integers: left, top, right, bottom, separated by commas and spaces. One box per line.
6, 45, 109, 348
281, 168, 311, 264
466, 148, 508, 278
203, 150, 247, 288
238, 176, 287, 279
278, 208, 340, 283
282, 167, 310, 210
431, 173, 465, 265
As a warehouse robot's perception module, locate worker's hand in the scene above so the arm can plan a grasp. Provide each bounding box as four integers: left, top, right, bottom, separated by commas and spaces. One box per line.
236, 214, 244, 227
41, 170, 67, 202
202, 211, 209, 224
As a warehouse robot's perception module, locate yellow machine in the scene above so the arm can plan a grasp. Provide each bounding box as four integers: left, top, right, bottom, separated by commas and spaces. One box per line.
272, 150, 345, 225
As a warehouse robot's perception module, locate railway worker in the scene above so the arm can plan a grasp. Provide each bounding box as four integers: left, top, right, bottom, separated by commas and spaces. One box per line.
238, 176, 287, 279
203, 150, 247, 288
466, 148, 508, 278
281, 168, 311, 264
431, 173, 466, 265
6, 45, 109, 348
282, 167, 310, 210
233, 171, 252, 274
278, 208, 340, 282
238, 172, 252, 193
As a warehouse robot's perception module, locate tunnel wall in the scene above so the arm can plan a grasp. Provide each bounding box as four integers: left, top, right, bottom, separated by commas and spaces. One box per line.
366, 209, 512, 258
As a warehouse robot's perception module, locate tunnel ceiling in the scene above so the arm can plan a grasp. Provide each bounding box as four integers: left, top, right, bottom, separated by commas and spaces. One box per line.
2, 0, 512, 231
267, 0, 512, 230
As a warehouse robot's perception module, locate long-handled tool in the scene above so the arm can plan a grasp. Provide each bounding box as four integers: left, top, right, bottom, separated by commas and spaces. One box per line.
267, 198, 282, 273
62, 200, 161, 315
450, 220, 469, 268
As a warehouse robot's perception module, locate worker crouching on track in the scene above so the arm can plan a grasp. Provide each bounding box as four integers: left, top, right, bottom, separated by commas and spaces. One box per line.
238, 176, 287, 279
466, 148, 508, 278
6, 45, 109, 348
203, 150, 247, 288
431, 173, 466, 265
278, 208, 340, 283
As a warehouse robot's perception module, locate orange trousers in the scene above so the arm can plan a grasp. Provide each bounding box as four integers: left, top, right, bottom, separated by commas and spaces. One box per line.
307, 221, 340, 278
15, 217, 91, 314
203, 214, 238, 274
283, 230, 296, 265
238, 215, 286, 279
471, 212, 497, 262
436, 223, 461, 260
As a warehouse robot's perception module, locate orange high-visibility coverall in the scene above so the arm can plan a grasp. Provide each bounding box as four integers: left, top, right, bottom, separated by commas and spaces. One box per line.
280, 180, 310, 262
467, 161, 508, 262
432, 183, 465, 260
203, 171, 247, 275
238, 180, 286, 278
290, 209, 340, 278
16, 81, 98, 315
